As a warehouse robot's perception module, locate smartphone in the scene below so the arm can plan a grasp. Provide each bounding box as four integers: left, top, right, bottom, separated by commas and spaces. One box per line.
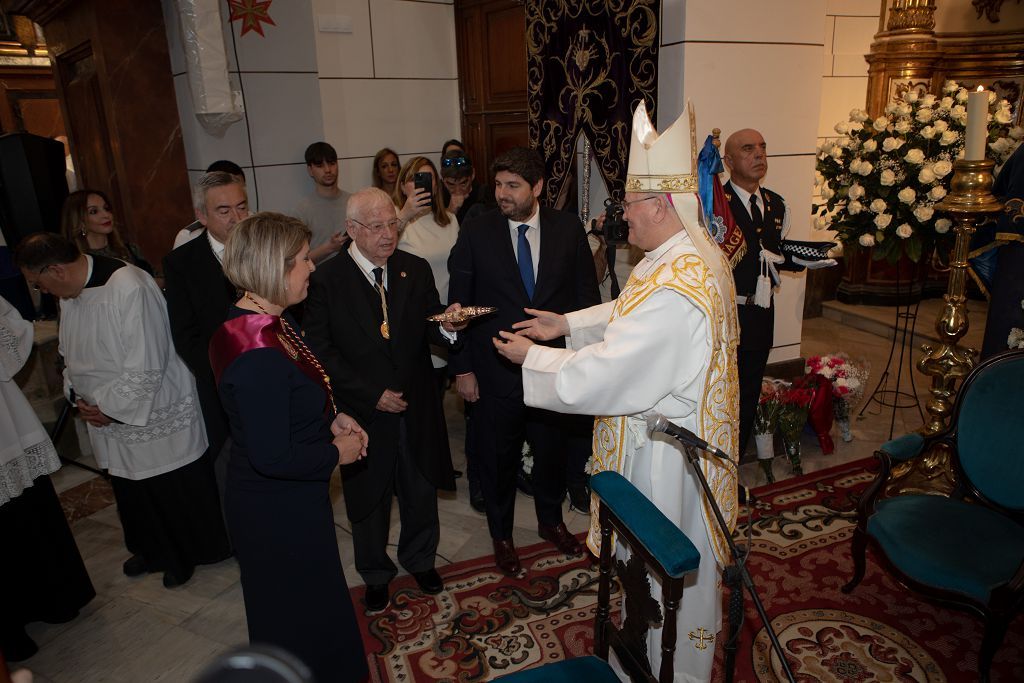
413, 171, 434, 209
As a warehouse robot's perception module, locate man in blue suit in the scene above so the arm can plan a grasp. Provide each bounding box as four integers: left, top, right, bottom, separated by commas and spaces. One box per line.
448, 147, 600, 576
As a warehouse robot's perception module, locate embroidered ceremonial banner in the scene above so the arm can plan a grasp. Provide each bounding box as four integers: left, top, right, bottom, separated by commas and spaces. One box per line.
697, 135, 746, 268
526, 1, 660, 207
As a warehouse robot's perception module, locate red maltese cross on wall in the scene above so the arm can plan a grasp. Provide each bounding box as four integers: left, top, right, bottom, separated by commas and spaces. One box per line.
228, 0, 277, 37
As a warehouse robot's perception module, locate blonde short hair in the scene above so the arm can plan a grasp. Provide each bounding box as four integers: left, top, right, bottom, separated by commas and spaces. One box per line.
223, 212, 311, 307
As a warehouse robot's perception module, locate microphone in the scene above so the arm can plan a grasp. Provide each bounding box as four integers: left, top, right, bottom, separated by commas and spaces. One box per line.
645, 413, 731, 461
646, 413, 755, 505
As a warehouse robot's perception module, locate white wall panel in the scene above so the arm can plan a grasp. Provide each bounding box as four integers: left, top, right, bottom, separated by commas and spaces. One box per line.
242, 73, 325, 167
370, 0, 457, 79
320, 78, 459, 160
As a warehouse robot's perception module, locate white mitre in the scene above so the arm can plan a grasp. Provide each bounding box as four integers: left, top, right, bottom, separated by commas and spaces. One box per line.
625, 100, 736, 296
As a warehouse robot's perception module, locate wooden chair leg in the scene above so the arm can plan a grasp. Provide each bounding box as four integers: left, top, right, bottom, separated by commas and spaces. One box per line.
595, 508, 612, 660
657, 581, 682, 683
978, 612, 1011, 683
842, 527, 868, 593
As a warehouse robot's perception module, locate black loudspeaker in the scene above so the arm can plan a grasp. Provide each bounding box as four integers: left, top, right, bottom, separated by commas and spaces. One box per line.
0, 132, 69, 248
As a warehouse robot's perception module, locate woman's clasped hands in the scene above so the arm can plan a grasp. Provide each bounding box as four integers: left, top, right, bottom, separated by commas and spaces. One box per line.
330, 412, 369, 465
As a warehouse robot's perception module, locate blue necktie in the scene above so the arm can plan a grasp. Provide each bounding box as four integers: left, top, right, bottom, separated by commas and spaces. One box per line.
517, 224, 535, 299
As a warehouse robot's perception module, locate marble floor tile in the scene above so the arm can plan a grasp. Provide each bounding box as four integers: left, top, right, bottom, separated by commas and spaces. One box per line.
120, 558, 240, 626
83, 502, 123, 529
25, 597, 179, 681
179, 582, 250, 648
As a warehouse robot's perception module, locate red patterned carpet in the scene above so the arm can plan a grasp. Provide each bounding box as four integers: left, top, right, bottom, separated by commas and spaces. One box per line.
352, 537, 615, 682
353, 459, 1024, 682
720, 458, 1024, 683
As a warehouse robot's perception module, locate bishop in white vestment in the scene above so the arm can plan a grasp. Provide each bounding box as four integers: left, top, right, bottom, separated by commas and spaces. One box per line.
494, 102, 740, 682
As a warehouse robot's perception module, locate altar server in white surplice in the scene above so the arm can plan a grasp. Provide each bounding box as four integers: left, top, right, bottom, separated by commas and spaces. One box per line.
15, 233, 230, 590
493, 101, 740, 682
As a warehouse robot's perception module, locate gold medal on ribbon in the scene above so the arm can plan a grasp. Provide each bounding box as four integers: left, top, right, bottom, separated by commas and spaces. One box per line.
380, 321, 390, 339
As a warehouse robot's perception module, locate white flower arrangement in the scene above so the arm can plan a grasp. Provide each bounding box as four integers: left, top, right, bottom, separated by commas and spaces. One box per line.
815, 81, 1023, 264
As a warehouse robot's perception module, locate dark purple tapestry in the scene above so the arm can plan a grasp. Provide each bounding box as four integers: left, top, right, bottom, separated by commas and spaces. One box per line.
526, 1, 660, 207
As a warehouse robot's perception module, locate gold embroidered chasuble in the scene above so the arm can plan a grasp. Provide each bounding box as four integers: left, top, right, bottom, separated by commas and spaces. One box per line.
585, 238, 739, 566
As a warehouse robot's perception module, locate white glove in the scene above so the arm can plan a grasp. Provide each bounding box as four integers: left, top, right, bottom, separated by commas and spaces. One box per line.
793, 257, 838, 270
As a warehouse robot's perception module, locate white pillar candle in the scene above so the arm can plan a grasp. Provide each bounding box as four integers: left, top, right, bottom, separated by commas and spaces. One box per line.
964, 87, 988, 160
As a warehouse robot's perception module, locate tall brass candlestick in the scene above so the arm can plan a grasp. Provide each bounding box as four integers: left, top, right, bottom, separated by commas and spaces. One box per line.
918, 158, 1004, 434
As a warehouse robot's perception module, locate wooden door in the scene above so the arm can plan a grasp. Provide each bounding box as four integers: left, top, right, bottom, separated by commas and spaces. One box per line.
55, 44, 124, 221
454, 0, 529, 182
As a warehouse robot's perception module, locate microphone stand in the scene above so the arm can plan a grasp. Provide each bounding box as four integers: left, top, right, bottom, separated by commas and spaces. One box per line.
672, 437, 796, 683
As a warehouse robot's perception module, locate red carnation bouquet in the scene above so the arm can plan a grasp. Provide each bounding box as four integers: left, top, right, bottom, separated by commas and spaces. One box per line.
777, 377, 816, 475
804, 352, 869, 442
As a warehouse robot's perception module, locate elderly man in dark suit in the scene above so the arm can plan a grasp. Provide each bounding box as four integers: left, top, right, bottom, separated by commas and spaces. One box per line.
163, 171, 249, 498
304, 187, 464, 613
447, 147, 600, 577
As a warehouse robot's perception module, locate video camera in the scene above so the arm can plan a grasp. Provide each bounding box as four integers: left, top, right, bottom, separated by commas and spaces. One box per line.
588, 197, 630, 245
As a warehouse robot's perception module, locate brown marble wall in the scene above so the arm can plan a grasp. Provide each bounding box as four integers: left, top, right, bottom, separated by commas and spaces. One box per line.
10, 0, 192, 270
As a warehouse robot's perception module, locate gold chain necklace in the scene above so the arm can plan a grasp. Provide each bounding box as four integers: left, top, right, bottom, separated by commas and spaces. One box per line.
244, 293, 337, 415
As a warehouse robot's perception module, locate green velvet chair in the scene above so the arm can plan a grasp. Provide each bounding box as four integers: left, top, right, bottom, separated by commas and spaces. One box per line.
843, 349, 1024, 682
494, 470, 702, 683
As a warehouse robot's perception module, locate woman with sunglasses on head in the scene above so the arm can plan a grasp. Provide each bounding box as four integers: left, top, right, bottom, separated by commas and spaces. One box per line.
439, 146, 493, 224
372, 147, 400, 197
60, 190, 154, 277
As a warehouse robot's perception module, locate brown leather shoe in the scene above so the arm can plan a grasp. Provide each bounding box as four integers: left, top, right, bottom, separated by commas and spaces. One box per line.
492, 539, 525, 578
539, 522, 583, 557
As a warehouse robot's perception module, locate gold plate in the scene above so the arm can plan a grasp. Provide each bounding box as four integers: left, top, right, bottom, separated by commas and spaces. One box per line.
427, 306, 497, 324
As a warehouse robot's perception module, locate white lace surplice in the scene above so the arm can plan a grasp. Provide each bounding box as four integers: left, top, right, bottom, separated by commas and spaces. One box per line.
58, 266, 207, 480
0, 296, 60, 506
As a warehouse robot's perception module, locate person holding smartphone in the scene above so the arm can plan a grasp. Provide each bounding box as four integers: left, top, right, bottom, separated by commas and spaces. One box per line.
394, 157, 459, 391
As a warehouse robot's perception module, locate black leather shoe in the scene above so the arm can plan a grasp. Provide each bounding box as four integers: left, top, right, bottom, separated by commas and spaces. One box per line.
539, 522, 583, 557
567, 483, 591, 513
412, 568, 444, 595
122, 555, 149, 577
493, 539, 525, 578
162, 566, 193, 588
365, 583, 390, 612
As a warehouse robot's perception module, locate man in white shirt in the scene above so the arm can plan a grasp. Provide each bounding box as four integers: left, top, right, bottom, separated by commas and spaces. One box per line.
163, 172, 250, 504
447, 147, 601, 577
304, 187, 464, 612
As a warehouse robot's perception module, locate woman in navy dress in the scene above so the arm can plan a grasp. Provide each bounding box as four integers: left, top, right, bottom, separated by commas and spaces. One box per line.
210, 212, 369, 683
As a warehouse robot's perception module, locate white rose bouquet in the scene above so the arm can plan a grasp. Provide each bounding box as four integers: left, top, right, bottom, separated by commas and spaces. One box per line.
814, 81, 1023, 264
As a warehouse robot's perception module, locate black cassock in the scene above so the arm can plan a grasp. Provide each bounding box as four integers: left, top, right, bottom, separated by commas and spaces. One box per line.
0, 475, 95, 661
